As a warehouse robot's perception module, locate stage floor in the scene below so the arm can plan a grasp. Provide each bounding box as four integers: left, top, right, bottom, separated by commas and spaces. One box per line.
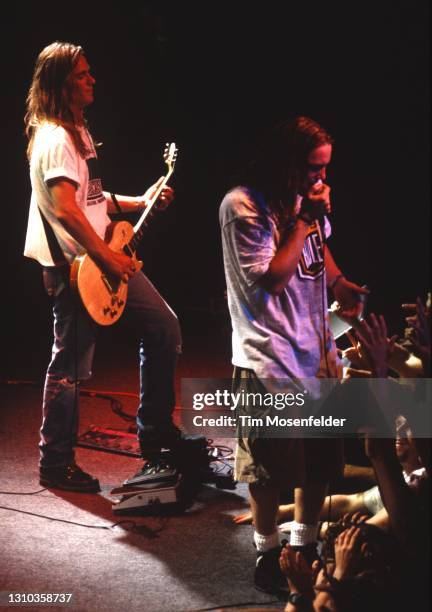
0, 312, 287, 612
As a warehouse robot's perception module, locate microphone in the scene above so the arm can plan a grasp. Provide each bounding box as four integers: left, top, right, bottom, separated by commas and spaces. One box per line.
298, 179, 328, 234
311, 178, 324, 194
301, 179, 327, 218
311, 179, 327, 240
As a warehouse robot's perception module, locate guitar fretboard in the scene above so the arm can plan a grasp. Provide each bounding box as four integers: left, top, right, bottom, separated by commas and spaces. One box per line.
125, 143, 177, 255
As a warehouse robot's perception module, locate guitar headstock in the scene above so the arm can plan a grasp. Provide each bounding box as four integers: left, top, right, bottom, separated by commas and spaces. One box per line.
163, 142, 178, 172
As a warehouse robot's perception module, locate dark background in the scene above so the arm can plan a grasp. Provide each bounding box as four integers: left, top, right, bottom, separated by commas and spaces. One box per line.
2, 0, 430, 376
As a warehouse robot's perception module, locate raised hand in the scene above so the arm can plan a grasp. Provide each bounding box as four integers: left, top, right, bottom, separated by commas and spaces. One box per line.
333, 526, 362, 579
279, 544, 314, 596
342, 330, 371, 370
354, 314, 397, 377
402, 297, 431, 371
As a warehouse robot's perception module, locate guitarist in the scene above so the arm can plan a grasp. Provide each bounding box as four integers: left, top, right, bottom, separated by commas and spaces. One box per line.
24, 41, 181, 492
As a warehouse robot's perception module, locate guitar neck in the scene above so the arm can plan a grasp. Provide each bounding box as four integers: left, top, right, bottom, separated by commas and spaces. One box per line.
133, 168, 173, 234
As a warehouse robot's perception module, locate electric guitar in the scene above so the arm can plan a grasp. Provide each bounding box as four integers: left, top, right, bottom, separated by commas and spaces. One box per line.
70, 143, 178, 326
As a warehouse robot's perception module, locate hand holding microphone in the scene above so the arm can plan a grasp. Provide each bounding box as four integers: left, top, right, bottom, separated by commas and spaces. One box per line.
298, 179, 331, 224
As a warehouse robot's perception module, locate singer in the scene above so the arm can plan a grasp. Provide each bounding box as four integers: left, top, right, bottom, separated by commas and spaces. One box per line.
219, 116, 368, 598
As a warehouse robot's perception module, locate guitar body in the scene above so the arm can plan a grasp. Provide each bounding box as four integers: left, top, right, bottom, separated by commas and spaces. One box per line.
70, 220, 142, 326
70, 142, 177, 326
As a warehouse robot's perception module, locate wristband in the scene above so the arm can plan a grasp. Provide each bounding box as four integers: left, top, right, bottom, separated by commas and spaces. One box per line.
329, 273, 344, 290
288, 591, 314, 606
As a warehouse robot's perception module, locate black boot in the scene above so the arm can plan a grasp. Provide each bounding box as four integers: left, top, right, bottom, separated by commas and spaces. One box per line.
40, 463, 100, 493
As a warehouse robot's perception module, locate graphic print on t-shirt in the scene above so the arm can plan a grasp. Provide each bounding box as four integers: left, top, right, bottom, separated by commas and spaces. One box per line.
86, 157, 105, 206
297, 222, 325, 280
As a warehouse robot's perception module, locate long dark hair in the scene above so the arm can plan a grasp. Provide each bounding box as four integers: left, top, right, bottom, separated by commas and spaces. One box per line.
25, 41, 90, 160
236, 116, 333, 225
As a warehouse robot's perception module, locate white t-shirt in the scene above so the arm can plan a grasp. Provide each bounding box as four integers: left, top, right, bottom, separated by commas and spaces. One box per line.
24, 122, 110, 265
219, 186, 338, 387
362, 467, 427, 515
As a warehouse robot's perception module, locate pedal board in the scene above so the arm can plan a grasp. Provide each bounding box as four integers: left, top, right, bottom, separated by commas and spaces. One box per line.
77, 426, 141, 457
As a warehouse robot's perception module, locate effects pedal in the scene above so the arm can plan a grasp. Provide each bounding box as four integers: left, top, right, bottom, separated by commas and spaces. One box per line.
122, 456, 178, 487
111, 475, 182, 514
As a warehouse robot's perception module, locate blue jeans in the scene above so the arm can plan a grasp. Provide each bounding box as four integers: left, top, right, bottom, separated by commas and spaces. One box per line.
40, 266, 181, 468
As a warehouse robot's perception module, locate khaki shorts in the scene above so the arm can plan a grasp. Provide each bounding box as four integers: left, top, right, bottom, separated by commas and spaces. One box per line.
233, 367, 344, 487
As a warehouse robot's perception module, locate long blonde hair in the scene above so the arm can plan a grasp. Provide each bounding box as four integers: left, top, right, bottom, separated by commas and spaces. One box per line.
25, 41, 90, 160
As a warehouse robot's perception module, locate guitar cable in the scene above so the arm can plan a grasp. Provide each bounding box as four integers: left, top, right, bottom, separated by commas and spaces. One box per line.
73, 291, 80, 452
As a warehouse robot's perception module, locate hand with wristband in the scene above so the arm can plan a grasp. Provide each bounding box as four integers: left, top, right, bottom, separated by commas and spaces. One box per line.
279, 544, 315, 609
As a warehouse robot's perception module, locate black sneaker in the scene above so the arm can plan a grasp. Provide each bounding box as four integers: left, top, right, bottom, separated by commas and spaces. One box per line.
254, 546, 290, 600
40, 463, 100, 493
290, 542, 321, 567
123, 457, 178, 487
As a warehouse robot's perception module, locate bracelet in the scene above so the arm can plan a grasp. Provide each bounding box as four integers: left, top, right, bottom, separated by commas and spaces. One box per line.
288, 591, 314, 606
329, 273, 344, 290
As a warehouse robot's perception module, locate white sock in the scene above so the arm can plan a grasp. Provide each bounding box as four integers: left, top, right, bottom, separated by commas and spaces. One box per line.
289, 521, 319, 546
254, 530, 280, 552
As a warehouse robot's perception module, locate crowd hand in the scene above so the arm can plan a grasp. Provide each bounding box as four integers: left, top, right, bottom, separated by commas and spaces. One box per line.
387, 341, 411, 370
333, 526, 362, 580
341, 512, 368, 527
300, 182, 331, 220
312, 559, 332, 588
353, 314, 397, 377
312, 561, 339, 611
351, 318, 425, 377
140, 176, 175, 211
279, 544, 314, 596
402, 297, 431, 365
342, 330, 371, 370
332, 279, 369, 320
101, 250, 140, 283
343, 367, 372, 379
342, 330, 373, 378
233, 503, 291, 524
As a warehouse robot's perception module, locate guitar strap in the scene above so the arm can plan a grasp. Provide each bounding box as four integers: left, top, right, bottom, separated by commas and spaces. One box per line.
38, 207, 69, 266
110, 192, 122, 214
38, 190, 119, 267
